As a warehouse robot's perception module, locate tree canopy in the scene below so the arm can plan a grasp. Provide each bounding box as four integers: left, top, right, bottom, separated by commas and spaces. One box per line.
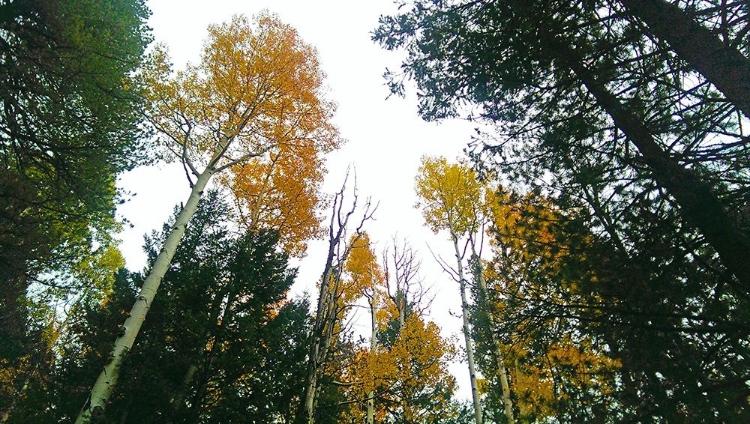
4, 1, 750, 422
376, 0, 750, 420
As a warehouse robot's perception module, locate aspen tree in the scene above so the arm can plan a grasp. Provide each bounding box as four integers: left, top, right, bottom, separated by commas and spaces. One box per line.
414, 156, 488, 424
76, 13, 339, 422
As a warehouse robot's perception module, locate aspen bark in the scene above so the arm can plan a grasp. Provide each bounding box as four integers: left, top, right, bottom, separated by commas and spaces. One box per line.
471, 255, 514, 423
453, 237, 483, 424
299, 241, 340, 424
75, 168, 213, 424
366, 298, 376, 424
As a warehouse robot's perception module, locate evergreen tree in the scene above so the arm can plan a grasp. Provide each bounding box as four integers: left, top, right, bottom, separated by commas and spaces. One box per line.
26, 191, 310, 423
376, 1, 750, 419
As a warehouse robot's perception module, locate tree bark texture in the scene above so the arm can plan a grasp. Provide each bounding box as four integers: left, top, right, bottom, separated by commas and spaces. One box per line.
367, 299, 376, 424
75, 168, 214, 424
472, 256, 514, 423
453, 238, 483, 424
619, 0, 750, 118
299, 251, 339, 424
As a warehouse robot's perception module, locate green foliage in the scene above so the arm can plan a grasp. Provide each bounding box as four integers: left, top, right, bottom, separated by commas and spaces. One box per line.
17, 191, 311, 423
0, 2, 152, 393
377, 1, 750, 420
0, 0, 152, 259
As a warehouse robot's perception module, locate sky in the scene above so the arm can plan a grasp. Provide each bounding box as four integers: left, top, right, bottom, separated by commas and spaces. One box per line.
117, 0, 480, 400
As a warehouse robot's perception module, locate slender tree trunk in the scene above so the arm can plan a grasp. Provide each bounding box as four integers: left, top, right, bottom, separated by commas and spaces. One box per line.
299, 362, 318, 424
619, 0, 750, 118
367, 298, 376, 424
297, 179, 370, 424
75, 168, 214, 424
299, 274, 330, 424
471, 255, 514, 423
299, 263, 338, 424
398, 300, 405, 330
170, 364, 198, 414
453, 238, 483, 424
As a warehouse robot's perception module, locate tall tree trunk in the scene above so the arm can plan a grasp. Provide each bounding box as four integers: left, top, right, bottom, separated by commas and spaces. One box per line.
169, 363, 198, 415
453, 237, 483, 424
470, 254, 514, 423
299, 272, 331, 424
75, 168, 214, 424
168, 286, 236, 423
367, 298, 376, 424
619, 0, 750, 118
297, 179, 371, 424
540, 32, 750, 290
299, 257, 340, 424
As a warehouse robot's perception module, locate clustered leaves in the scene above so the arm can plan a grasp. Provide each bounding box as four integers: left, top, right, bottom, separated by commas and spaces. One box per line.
378, 0, 750, 421
5, 1, 750, 422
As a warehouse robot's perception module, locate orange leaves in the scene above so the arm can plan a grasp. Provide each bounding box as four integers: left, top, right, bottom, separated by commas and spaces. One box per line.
345, 314, 457, 421
487, 189, 589, 290
389, 315, 456, 381
142, 11, 340, 256
227, 138, 326, 257
378, 315, 457, 420
506, 334, 621, 420
194, 12, 339, 156
345, 232, 384, 297
485, 190, 620, 420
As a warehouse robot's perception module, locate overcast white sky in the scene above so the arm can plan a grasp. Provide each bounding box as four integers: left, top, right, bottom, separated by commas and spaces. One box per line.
117, 0, 479, 400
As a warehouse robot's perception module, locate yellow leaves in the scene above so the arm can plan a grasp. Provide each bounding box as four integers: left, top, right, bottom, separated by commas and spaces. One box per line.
487, 189, 578, 286
72, 245, 125, 304
142, 11, 341, 255
504, 333, 621, 420
226, 137, 326, 256
0, 355, 31, 407
345, 232, 384, 296
512, 363, 557, 418
392, 315, 456, 377
414, 155, 488, 236
345, 313, 457, 421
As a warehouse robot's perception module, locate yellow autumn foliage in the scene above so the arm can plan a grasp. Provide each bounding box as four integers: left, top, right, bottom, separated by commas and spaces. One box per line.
506, 333, 621, 420
142, 12, 340, 257
414, 156, 488, 237
344, 232, 384, 297
346, 314, 457, 422
485, 190, 620, 421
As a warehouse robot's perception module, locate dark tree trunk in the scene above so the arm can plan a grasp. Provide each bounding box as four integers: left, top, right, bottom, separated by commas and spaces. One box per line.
550, 39, 750, 289
619, 0, 750, 118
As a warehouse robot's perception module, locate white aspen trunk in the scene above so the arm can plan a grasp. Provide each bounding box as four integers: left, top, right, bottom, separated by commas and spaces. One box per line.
168, 284, 228, 419
302, 367, 317, 424
367, 298, 376, 424
473, 257, 514, 423
170, 363, 198, 412
75, 168, 214, 424
453, 238, 483, 424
